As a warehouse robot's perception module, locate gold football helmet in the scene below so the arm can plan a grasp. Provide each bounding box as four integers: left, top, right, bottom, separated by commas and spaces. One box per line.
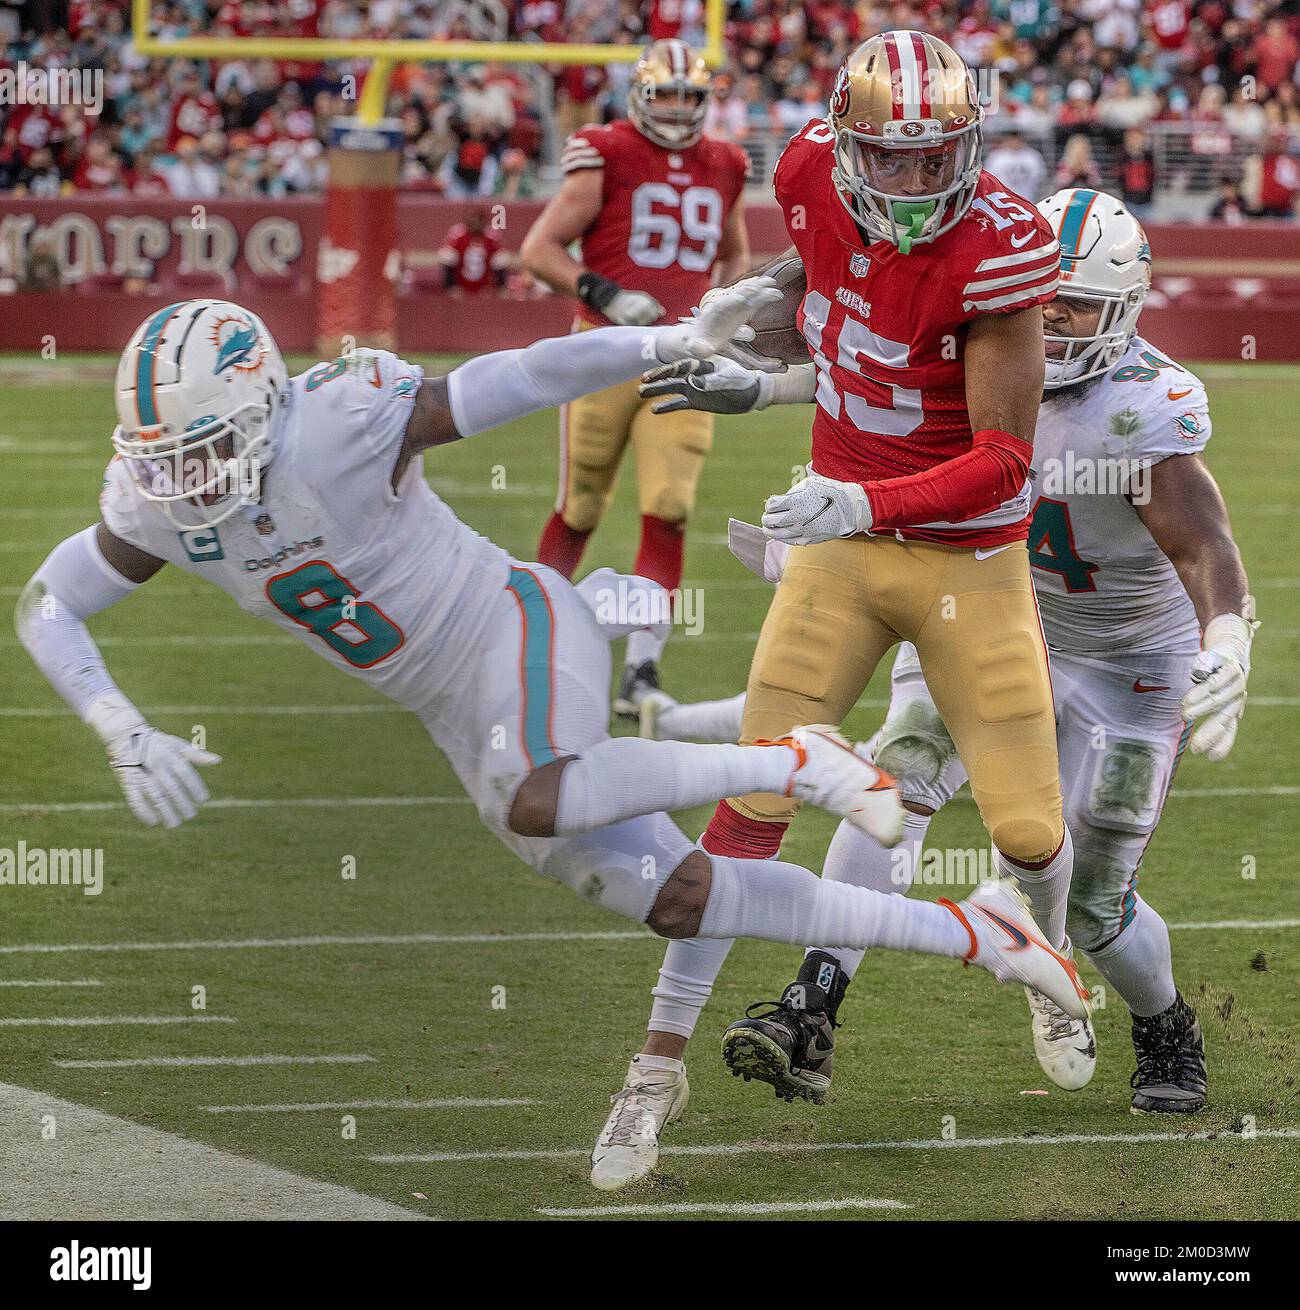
828, 31, 983, 252
628, 38, 712, 150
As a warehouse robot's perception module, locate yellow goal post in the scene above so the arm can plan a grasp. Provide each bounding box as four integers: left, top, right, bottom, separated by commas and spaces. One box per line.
130, 0, 728, 124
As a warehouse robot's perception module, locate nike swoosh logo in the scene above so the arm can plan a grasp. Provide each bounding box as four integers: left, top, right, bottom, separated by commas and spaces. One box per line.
1009, 231, 1034, 248
1132, 679, 1171, 693
971, 906, 1029, 949
974, 543, 1015, 560
802, 496, 836, 526
1167, 388, 1192, 400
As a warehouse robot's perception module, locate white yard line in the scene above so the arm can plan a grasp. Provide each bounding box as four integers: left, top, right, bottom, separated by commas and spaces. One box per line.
3, 781, 1294, 818
370, 1127, 1300, 1166
0, 1014, 234, 1027
0, 1081, 427, 1221
201, 1097, 537, 1114
54, 1053, 374, 1069
538, 1198, 908, 1218
4, 916, 1293, 962
0, 704, 399, 718
0, 930, 648, 957
0, 979, 102, 988
0, 795, 472, 814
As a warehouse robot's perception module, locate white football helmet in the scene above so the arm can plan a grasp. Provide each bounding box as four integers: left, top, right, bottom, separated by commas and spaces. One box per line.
1037, 189, 1152, 389
112, 299, 288, 529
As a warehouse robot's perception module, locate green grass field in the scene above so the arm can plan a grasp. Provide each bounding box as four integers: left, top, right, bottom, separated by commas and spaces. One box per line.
0, 354, 1296, 1221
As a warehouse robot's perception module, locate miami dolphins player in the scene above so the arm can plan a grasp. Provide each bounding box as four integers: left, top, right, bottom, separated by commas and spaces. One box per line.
15, 291, 1093, 1022
588, 190, 1253, 1189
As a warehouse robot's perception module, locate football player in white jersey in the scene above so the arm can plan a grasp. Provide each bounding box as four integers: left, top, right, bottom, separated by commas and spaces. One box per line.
587, 190, 1253, 1189
16, 290, 1093, 1047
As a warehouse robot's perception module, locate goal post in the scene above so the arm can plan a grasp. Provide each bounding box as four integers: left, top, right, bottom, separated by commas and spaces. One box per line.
131, 0, 726, 355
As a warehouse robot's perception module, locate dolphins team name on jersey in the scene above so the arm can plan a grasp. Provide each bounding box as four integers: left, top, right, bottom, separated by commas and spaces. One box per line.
1028, 336, 1211, 656
99, 349, 511, 711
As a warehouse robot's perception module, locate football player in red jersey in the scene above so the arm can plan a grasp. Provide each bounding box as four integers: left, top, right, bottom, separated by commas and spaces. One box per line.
438, 210, 507, 294
521, 39, 751, 714
590, 31, 1081, 1189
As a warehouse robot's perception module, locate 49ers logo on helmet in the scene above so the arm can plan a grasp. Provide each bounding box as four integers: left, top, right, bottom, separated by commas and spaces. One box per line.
830, 66, 851, 118
899, 121, 926, 137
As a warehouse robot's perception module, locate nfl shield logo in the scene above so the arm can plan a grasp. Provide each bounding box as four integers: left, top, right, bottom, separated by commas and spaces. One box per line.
850, 253, 870, 278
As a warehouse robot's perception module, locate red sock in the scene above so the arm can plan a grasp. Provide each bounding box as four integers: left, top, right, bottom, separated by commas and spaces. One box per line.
537, 512, 591, 580
700, 801, 788, 860
633, 514, 685, 593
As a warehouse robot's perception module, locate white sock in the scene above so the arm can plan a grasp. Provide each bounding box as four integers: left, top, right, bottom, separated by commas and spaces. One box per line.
1084, 896, 1178, 1018
628, 1051, 683, 1076
553, 738, 797, 835
626, 627, 666, 667
648, 936, 736, 1039
656, 693, 747, 743
697, 853, 969, 957
806, 810, 931, 978
995, 826, 1073, 949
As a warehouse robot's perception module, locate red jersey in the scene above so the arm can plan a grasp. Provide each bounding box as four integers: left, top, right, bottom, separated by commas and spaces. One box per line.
167, 93, 222, 149
439, 224, 504, 293
561, 119, 749, 326
777, 122, 1060, 547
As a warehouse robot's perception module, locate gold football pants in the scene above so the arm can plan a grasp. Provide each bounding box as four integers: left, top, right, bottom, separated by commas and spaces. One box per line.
733, 535, 1063, 863
554, 326, 714, 530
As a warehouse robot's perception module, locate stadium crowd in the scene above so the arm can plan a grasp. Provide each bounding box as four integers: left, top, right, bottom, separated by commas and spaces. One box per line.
0, 0, 1297, 217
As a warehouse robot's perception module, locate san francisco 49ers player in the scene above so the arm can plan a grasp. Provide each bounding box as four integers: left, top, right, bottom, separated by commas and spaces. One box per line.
521, 38, 751, 714
611, 194, 1255, 1157
587, 30, 1087, 1188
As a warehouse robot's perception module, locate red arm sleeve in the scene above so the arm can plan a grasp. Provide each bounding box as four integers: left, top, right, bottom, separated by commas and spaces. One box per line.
863, 428, 1032, 530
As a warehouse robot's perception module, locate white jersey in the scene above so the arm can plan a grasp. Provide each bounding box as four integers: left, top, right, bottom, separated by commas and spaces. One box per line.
99, 349, 511, 713
1028, 336, 1211, 657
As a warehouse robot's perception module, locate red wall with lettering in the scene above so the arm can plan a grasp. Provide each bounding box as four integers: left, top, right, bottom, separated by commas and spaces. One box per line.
0, 196, 1296, 359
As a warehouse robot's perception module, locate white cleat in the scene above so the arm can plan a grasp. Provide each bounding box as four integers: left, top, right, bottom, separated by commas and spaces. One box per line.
775, 724, 905, 847
1026, 953, 1098, 1090
638, 690, 677, 741
941, 878, 1092, 1021
590, 1056, 689, 1191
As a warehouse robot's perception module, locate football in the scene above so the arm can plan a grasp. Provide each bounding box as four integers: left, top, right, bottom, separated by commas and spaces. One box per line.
746, 255, 809, 365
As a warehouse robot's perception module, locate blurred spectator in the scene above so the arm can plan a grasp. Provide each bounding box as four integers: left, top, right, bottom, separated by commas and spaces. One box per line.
986, 129, 1048, 200
1208, 175, 1250, 224
21, 233, 61, 291
1253, 17, 1300, 93
162, 136, 221, 199
1117, 128, 1156, 218
1055, 133, 1104, 189
1243, 131, 1300, 217
703, 75, 748, 141
439, 120, 499, 197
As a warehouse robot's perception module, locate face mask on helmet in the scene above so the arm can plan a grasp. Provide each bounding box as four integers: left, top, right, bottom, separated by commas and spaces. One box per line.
1043, 285, 1148, 389
630, 81, 709, 148
833, 122, 982, 253
111, 301, 288, 530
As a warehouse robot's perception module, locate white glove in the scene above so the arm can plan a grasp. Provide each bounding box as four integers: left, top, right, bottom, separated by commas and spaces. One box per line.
87, 695, 222, 828
654, 276, 781, 365
684, 285, 787, 373
605, 289, 665, 327
640, 355, 816, 415
1181, 610, 1256, 761
761, 471, 873, 545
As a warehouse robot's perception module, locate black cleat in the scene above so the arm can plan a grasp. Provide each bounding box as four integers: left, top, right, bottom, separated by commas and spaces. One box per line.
613, 659, 661, 718
721, 954, 850, 1104
1130, 993, 1208, 1114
